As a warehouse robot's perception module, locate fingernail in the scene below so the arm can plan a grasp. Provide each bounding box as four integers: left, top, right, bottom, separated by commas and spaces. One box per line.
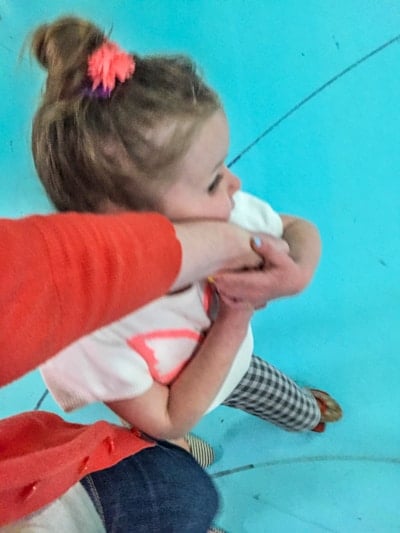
251, 236, 262, 248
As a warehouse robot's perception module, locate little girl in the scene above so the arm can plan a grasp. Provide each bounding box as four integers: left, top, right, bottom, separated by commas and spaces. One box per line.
33, 16, 341, 462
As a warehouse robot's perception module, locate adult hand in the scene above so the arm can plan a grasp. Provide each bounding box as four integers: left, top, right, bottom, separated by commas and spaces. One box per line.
171, 221, 264, 291
212, 234, 311, 309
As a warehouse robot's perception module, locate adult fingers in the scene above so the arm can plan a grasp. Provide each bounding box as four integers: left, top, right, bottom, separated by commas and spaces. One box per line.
251, 234, 290, 264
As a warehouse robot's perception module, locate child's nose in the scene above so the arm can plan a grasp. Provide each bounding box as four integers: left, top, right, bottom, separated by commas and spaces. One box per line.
227, 170, 241, 195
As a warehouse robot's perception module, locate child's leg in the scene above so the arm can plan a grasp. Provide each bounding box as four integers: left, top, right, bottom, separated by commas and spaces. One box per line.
222, 355, 341, 431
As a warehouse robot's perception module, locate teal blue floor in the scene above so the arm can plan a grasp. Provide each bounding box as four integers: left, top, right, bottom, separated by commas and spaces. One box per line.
1, 2, 400, 531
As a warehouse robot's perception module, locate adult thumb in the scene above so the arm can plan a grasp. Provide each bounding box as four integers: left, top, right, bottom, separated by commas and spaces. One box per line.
251, 234, 289, 261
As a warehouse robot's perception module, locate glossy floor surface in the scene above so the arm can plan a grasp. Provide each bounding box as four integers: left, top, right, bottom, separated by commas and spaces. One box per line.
1, 2, 399, 531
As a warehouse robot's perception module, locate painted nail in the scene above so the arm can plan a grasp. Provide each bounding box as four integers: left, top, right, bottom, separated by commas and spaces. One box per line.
251, 235, 262, 248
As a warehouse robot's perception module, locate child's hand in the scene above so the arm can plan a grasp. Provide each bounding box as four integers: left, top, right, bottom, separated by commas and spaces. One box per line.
212, 235, 309, 309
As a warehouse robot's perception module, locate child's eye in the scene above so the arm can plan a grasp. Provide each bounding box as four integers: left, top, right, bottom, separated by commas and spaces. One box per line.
207, 174, 222, 194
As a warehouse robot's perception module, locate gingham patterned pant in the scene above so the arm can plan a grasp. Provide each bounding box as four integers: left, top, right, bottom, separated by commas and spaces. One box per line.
222, 355, 320, 431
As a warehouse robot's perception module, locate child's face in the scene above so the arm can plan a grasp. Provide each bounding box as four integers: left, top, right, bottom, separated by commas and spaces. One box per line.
159, 110, 241, 222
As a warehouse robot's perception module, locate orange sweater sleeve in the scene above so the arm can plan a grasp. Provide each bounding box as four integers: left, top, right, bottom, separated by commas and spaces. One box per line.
0, 212, 181, 386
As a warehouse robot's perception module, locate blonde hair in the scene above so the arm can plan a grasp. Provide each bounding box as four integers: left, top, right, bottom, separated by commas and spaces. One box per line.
30, 15, 221, 212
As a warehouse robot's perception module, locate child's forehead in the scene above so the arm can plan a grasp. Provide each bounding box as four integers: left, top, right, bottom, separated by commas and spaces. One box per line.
192, 110, 229, 158
175, 111, 229, 175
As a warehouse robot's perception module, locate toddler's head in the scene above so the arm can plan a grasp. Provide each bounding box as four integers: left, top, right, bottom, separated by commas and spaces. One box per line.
30, 15, 232, 216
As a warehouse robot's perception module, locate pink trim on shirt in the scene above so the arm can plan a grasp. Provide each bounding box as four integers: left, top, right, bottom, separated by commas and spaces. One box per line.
128, 329, 203, 384
203, 282, 214, 313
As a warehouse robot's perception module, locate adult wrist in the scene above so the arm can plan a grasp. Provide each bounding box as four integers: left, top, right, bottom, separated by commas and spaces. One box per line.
171, 221, 258, 290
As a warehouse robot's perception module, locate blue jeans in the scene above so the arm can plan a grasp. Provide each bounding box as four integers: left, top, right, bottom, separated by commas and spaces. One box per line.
81, 441, 219, 532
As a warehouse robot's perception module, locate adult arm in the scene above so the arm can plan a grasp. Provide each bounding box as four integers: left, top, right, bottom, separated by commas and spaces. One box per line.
172, 220, 263, 290
0, 213, 260, 386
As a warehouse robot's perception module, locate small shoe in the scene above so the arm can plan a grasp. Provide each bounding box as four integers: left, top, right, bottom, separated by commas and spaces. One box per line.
184, 433, 215, 468
309, 388, 343, 433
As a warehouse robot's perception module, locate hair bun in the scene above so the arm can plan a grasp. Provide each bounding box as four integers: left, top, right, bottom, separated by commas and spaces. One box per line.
31, 23, 52, 70
30, 16, 105, 99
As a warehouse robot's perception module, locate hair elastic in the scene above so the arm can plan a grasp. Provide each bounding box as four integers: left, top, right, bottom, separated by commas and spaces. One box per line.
86, 40, 136, 98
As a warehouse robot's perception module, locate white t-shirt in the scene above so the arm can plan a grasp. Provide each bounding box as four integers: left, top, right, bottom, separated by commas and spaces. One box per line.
41, 191, 283, 414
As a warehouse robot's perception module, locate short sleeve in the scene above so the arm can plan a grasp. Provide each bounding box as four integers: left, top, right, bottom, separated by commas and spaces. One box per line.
40, 327, 154, 412
230, 190, 283, 237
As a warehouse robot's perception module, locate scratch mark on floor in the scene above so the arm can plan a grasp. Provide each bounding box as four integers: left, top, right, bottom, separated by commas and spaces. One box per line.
228, 34, 400, 168
212, 454, 400, 478
34, 389, 49, 410
332, 34, 340, 50
0, 43, 12, 53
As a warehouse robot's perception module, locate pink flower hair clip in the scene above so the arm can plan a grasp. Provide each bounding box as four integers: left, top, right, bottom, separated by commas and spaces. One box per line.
85, 40, 136, 98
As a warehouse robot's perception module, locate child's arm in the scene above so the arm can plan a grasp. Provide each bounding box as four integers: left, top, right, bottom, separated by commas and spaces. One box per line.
280, 214, 322, 288
107, 302, 253, 440
216, 192, 320, 308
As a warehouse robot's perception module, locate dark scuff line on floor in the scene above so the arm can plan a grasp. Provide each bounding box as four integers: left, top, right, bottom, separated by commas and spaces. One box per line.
34, 389, 49, 410
228, 34, 400, 168
212, 454, 400, 478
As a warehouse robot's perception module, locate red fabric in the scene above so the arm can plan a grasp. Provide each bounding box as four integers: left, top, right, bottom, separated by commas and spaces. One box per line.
0, 212, 181, 525
0, 211, 181, 386
0, 412, 154, 524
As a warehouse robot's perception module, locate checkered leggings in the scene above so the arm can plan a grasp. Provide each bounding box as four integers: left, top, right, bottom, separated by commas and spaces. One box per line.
222, 355, 321, 431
